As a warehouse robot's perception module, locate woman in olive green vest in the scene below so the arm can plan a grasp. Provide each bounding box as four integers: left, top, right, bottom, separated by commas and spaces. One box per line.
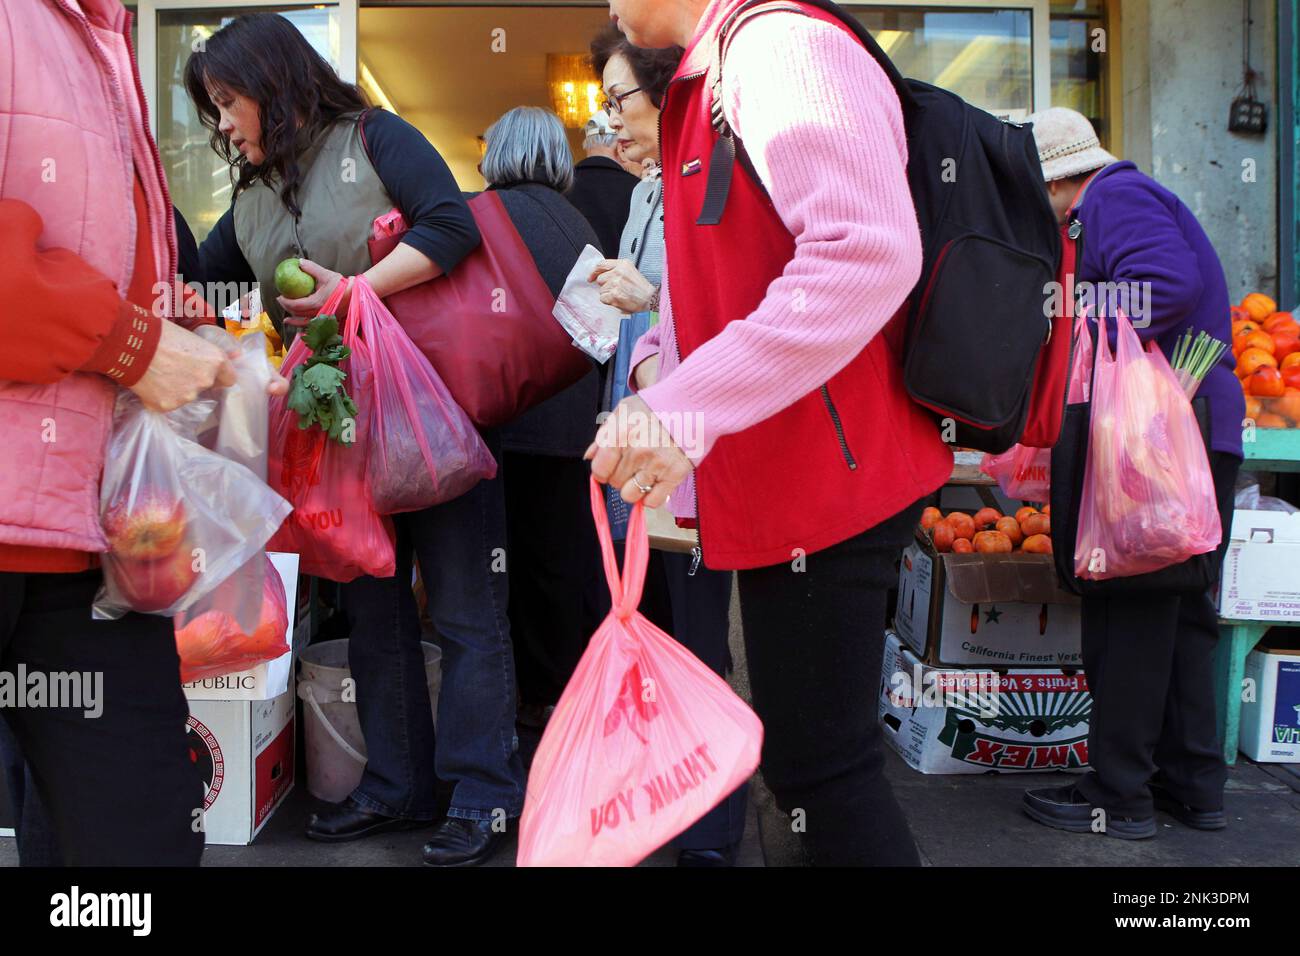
189, 13, 524, 867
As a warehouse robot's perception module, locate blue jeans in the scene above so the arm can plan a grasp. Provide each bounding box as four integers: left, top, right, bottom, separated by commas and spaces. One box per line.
342, 434, 524, 821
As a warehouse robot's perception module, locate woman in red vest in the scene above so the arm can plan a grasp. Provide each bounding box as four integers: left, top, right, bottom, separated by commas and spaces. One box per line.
591, 0, 952, 865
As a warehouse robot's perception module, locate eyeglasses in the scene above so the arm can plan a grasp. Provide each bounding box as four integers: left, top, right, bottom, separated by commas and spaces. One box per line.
601, 86, 645, 115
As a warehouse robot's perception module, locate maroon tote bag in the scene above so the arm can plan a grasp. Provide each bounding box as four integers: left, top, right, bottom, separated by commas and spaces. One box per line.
367, 190, 591, 429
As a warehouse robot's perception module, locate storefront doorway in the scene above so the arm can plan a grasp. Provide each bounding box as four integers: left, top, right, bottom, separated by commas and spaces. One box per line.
136, 0, 1094, 244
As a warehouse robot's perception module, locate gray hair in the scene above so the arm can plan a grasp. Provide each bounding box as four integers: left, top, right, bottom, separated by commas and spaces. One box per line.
584, 131, 619, 151
481, 107, 574, 193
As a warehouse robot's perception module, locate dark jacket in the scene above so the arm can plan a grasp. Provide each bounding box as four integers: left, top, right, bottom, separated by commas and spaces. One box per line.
565, 156, 639, 257
1081, 162, 1243, 457
488, 181, 602, 458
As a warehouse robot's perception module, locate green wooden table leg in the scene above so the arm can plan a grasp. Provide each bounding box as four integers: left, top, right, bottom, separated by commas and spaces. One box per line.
1215, 622, 1270, 765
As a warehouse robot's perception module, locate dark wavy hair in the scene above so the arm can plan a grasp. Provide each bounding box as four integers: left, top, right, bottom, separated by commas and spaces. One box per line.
589, 23, 683, 108
183, 13, 369, 218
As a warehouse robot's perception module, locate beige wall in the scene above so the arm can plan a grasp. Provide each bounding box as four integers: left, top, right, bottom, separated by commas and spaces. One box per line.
359, 5, 613, 189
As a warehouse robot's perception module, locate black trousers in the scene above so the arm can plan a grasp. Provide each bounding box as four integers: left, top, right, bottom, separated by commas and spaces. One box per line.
1076, 452, 1240, 817
502, 452, 607, 707
0, 569, 204, 865
736, 499, 925, 866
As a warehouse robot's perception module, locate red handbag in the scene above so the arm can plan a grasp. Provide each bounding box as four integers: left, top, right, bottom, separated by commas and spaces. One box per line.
366, 191, 592, 429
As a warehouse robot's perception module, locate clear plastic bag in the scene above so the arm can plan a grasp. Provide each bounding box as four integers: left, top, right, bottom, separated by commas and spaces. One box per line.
195, 326, 275, 481
93, 392, 292, 619
552, 245, 622, 362
352, 276, 497, 514
517, 478, 763, 867
267, 280, 396, 582
1073, 312, 1222, 581
174, 552, 289, 683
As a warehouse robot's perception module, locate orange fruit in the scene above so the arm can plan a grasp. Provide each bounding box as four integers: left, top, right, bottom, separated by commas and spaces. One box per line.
1256, 412, 1290, 430
1281, 353, 1300, 372
1264, 312, 1299, 334
1231, 305, 1253, 324
932, 521, 956, 553
920, 506, 943, 530
1249, 366, 1286, 398
1021, 513, 1051, 538
1283, 367, 1300, 391
1041, 504, 1050, 516
1242, 293, 1278, 322
1272, 332, 1300, 363
1239, 330, 1277, 356
973, 507, 1002, 531
946, 512, 976, 541
1015, 506, 1039, 525
1237, 347, 1279, 377
1233, 319, 1261, 338
1022, 534, 1053, 555
1245, 396, 1262, 420
995, 516, 1023, 546
951, 538, 974, 554
973, 530, 1014, 554
1271, 389, 1300, 423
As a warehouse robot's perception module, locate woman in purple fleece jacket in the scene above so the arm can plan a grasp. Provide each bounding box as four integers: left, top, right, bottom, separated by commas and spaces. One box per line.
1021, 109, 1244, 841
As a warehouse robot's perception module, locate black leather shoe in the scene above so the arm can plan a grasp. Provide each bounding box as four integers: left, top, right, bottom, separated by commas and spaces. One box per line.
304, 797, 430, 843
1150, 783, 1227, 831
676, 843, 740, 867
422, 817, 513, 867
1023, 785, 1156, 840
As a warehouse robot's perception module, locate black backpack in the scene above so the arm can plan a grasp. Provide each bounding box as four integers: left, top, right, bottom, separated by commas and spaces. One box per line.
698, 0, 1063, 454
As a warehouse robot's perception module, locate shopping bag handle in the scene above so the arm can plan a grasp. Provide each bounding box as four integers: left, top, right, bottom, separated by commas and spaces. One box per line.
589, 475, 648, 619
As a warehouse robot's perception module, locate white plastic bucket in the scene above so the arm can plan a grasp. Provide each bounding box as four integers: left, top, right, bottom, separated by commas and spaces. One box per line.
297, 639, 442, 803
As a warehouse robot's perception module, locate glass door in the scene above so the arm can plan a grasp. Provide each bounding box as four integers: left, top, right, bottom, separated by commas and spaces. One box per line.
138, 0, 358, 242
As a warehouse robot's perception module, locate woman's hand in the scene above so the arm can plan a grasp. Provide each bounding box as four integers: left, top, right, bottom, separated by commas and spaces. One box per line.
585, 395, 692, 509
632, 354, 659, 391
588, 259, 657, 314
278, 259, 347, 327
130, 321, 237, 412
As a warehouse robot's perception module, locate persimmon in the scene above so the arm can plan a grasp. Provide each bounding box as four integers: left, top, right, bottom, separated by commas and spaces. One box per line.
1272, 333, 1300, 363
1242, 293, 1278, 322
973, 507, 1002, 531
932, 521, 956, 553
1264, 312, 1299, 334
1283, 367, 1300, 391
1041, 504, 1050, 515
1230, 305, 1252, 325
1015, 506, 1039, 525
1239, 331, 1277, 357
1245, 396, 1262, 420
951, 538, 974, 554
1021, 513, 1051, 538
1282, 352, 1300, 372
946, 512, 976, 541
1022, 534, 1053, 555
1232, 319, 1260, 338
1256, 412, 1290, 430
1237, 347, 1278, 378
995, 516, 1024, 546
974, 530, 1014, 554
1271, 389, 1300, 423
1249, 366, 1286, 398
920, 506, 943, 530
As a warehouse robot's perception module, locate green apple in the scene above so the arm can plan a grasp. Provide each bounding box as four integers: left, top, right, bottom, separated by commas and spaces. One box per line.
274, 257, 316, 299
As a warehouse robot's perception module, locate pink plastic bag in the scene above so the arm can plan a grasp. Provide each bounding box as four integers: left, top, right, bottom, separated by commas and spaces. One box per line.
1074, 312, 1221, 580
980, 315, 1095, 503
268, 280, 396, 582
175, 553, 289, 683
517, 478, 763, 867
351, 276, 497, 514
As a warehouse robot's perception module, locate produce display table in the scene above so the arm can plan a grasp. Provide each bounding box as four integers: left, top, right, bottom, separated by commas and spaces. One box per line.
1243, 428, 1300, 473
943, 451, 1001, 510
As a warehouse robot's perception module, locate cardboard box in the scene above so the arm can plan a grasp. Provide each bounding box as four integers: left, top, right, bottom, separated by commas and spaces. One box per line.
182, 552, 300, 701
879, 630, 1092, 774
1219, 510, 1300, 622
895, 533, 1082, 667
186, 684, 295, 845
1239, 644, 1300, 762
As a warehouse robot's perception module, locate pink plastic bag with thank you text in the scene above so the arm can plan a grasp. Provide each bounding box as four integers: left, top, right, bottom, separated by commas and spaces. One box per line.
518, 479, 763, 867
267, 279, 395, 582
1074, 311, 1220, 580
351, 275, 496, 514
980, 314, 1095, 502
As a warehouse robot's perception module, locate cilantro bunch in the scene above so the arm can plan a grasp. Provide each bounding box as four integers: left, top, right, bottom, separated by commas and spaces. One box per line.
286, 316, 359, 443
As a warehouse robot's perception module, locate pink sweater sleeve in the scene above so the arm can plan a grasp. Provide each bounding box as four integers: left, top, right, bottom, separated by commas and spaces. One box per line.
638, 12, 923, 463
627, 317, 664, 394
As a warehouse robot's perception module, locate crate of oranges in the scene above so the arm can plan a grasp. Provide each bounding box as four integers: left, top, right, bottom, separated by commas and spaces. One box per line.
919, 505, 1052, 556
1234, 293, 1300, 428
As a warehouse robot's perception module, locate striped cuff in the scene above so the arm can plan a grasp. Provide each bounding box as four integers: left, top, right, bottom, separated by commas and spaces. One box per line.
81, 302, 162, 387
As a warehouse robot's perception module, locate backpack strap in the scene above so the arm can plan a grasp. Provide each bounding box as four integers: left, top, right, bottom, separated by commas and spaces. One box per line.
696, 0, 915, 226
